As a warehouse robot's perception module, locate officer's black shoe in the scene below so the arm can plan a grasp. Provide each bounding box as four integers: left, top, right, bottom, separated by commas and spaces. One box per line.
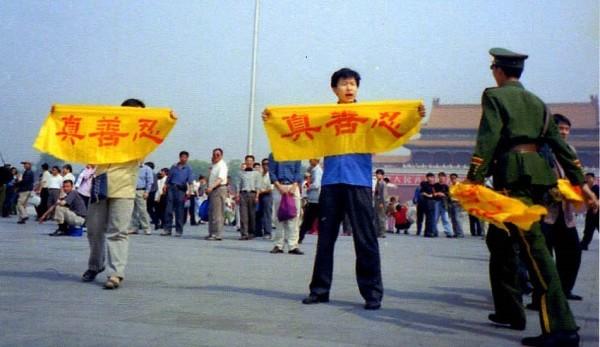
302, 294, 329, 305
364, 301, 381, 310
566, 293, 583, 301
521, 330, 579, 347
488, 313, 525, 330
521, 334, 546, 346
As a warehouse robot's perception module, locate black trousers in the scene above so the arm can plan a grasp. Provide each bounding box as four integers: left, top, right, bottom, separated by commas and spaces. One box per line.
299, 202, 319, 242
424, 199, 437, 236
183, 195, 197, 225
580, 210, 599, 249
541, 212, 582, 295
308, 184, 383, 303
36, 188, 49, 218
469, 215, 484, 236
147, 191, 158, 225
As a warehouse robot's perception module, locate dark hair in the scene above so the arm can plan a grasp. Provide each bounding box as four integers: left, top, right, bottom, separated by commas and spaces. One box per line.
438, 172, 446, 177
52, 165, 60, 172
396, 204, 402, 211
145, 162, 155, 170
426, 172, 435, 177
253, 163, 260, 168
261, 158, 269, 164
62, 164, 72, 172
585, 172, 595, 178
198, 175, 205, 180
450, 173, 458, 178
553, 113, 571, 127
331, 68, 361, 88
62, 179, 74, 186
179, 151, 189, 157
41, 163, 49, 170
383, 177, 390, 183
375, 169, 385, 175
121, 98, 146, 108
497, 65, 523, 79
213, 148, 223, 156
245, 155, 255, 161
161, 168, 169, 175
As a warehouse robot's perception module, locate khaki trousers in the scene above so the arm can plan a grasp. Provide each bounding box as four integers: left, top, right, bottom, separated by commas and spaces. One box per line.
272, 185, 301, 250
17, 191, 31, 220
86, 198, 134, 278
54, 205, 85, 227
208, 186, 227, 238
130, 190, 150, 232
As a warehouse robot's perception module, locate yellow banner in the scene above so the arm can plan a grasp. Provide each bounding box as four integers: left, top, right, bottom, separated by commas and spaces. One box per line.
263, 100, 423, 161
33, 104, 176, 164
450, 183, 547, 232
557, 178, 585, 209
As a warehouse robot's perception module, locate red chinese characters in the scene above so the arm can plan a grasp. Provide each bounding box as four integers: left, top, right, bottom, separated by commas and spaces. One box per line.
89, 116, 129, 147
55, 115, 85, 145
325, 111, 368, 135
133, 119, 164, 144
281, 114, 322, 141
371, 112, 403, 138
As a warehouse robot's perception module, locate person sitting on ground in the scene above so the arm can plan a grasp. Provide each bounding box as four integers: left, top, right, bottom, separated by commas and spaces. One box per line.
393, 203, 412, 234
45, 180, 87, 236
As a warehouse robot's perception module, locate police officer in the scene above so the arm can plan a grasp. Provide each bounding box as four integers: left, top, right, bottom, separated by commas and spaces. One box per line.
467, 48, 598, 347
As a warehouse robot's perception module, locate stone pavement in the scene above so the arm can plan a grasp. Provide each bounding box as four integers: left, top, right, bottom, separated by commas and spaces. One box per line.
0, 216, 597, 347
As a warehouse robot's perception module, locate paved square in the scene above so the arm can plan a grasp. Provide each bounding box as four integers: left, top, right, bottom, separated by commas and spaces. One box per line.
0, 217, 597, 346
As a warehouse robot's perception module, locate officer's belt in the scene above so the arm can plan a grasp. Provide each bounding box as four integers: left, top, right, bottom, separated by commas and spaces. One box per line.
510, 144, 539, 153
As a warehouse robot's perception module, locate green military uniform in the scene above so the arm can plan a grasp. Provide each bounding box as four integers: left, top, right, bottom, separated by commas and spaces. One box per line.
467, 48, 584, 339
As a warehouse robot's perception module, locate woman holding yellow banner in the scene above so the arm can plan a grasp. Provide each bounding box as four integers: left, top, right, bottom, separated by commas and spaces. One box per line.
264, 68, 425, 310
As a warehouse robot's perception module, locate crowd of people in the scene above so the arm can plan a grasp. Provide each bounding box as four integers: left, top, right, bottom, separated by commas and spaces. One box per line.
1, 55, 599, 346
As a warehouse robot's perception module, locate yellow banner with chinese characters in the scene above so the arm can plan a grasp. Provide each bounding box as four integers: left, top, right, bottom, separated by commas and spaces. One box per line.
450, 182, 547, 232
263, 100, 423, 161
33, 104, 176, 164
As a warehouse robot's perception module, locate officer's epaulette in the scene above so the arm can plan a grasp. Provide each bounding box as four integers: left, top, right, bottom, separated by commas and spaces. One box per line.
471, 155, 484, 167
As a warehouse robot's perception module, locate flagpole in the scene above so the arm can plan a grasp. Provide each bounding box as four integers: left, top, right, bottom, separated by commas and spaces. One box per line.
247, 0, 260, 155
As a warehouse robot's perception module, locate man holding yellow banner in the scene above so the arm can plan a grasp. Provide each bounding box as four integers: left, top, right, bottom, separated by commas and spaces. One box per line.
34, 98, 176, 290
265, 68, 425, 310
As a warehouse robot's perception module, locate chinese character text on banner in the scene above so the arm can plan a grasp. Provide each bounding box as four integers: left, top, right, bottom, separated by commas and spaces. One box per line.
263, 100, 423, 161
33, 104, 176, 164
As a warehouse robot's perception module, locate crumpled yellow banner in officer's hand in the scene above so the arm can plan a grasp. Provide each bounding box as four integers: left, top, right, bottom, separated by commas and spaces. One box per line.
33, 104, 176, 164
450, 182, 548, 231
557, 178, 585, 210
263, 100, 423, 161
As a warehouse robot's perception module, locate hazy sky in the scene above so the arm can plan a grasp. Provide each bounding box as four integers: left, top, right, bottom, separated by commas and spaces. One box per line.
1, 0, 598, 167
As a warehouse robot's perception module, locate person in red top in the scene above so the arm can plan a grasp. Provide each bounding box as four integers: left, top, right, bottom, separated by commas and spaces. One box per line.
393, 203, 412, 234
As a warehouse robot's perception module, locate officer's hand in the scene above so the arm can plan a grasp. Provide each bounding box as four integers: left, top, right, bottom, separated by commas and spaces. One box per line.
143, 192, 149, 199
